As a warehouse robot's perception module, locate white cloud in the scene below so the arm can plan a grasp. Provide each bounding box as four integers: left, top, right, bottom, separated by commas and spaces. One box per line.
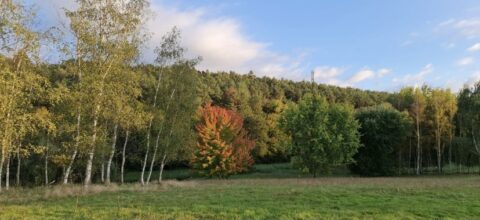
393, 64, 433, 86
348, 69, 375, 84
456, 57, 474, 66
465, 72, 480, 88
437, 18, 480, 38
143, 2, 304, 79
348, 68, 391, 84
41, 0, 305, 79
468, 43, 480, 52
311, 66, 349, 87
313, 66, 344, 79
377, 68, 392, 77
312, 66, 391, 87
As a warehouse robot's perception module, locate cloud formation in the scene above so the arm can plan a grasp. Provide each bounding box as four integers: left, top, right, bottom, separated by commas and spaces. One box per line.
437, 18, 480, 38
456, 57, 474, 66
312, 66, 391, 87
467, 43, 480, 52
143, 2, 305, 79
393, 64, 433, 86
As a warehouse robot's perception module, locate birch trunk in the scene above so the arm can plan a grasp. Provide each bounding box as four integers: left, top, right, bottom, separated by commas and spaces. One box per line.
472, 126, 480, 175
63, 112, 81, 184
84, 108, 100, 186
5, 153, 10, 190
106, 124, 118, 184
158, 152, 167, 183
146, 130, 161, 184
140, 121, 152, 185
120, 130, 129, 184
64, 45, 83, 185
140, 72, 163, 185
147, 89, 176, 184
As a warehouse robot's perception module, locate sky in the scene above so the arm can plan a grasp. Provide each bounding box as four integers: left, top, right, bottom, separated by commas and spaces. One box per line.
34, 0, 480, 92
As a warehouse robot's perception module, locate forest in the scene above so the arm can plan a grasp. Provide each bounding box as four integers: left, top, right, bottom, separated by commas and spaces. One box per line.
1, 0, 480, 192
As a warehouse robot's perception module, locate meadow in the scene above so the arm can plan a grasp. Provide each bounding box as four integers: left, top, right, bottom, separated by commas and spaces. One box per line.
1, 164, 479, 220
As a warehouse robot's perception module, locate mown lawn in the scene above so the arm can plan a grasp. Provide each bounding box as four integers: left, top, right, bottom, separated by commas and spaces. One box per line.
1, 174, 479, 219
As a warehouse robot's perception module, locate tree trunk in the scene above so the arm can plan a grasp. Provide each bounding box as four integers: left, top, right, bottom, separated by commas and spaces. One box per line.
5, 153, 10, 190
120, 130, 129, 184
106, 124, 118, 184
147, 130, 161, 184
63, 112, 81, 184
16, 145, 20, 186
140, 121, 152, 185
141, 72, 165, 185
158, 152, 167, 183
472, 126, 480, 175
85, 109, 100, 186
0, 142, 5, 192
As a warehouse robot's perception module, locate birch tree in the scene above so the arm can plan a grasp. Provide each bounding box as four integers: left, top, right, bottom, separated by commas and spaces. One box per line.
65, 0, 148, 186
0, 0, 49, 191
427, 88, 457, 173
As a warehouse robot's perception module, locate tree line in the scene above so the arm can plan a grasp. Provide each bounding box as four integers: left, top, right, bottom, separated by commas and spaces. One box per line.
1, 0, 480, 191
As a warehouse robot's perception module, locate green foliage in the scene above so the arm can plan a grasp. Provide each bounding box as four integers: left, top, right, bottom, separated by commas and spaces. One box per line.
280, 94, 361, 176
350, 104, 412, 176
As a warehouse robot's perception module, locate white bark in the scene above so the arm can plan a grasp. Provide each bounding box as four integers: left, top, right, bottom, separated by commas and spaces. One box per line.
5, 153, 10, 190
106, 124, 118, 184
147, 89, 176, 184
84, 108, 100, 186
158, 152, 167, 183
63, 112, 81, 184
140, 120, 152, 185
140, 72, 163, 185
146, 130, 161, 184
120, 130, 129, 184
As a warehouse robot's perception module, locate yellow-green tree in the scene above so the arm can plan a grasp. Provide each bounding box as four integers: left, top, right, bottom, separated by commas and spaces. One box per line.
426, 88, 457, 173
65, 0, 149, 186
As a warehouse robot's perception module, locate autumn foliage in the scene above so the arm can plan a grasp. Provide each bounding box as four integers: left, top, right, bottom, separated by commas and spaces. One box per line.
192, 105, 255, 177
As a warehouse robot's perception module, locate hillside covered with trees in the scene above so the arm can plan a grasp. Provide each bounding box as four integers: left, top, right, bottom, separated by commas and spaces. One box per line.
2, 0, 480, 192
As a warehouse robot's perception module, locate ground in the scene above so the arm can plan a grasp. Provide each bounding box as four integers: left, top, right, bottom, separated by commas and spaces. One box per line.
1, 164, 479, 219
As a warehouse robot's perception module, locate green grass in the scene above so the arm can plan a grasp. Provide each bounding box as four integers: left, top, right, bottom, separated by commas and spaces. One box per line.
1, 174, 480, 219
123, 163, 351, 182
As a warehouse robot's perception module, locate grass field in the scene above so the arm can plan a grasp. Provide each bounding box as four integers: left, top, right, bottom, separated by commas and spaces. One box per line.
1, 164, 480, 219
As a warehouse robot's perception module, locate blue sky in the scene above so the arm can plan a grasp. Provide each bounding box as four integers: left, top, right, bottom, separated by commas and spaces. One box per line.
38, 0, 480, 91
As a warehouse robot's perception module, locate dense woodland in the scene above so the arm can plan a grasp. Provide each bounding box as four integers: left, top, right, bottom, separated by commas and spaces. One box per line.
1, 0, 480, 191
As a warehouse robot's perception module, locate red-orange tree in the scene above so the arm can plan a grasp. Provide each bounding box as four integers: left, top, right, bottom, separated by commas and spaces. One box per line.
192, 105, 255, 177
